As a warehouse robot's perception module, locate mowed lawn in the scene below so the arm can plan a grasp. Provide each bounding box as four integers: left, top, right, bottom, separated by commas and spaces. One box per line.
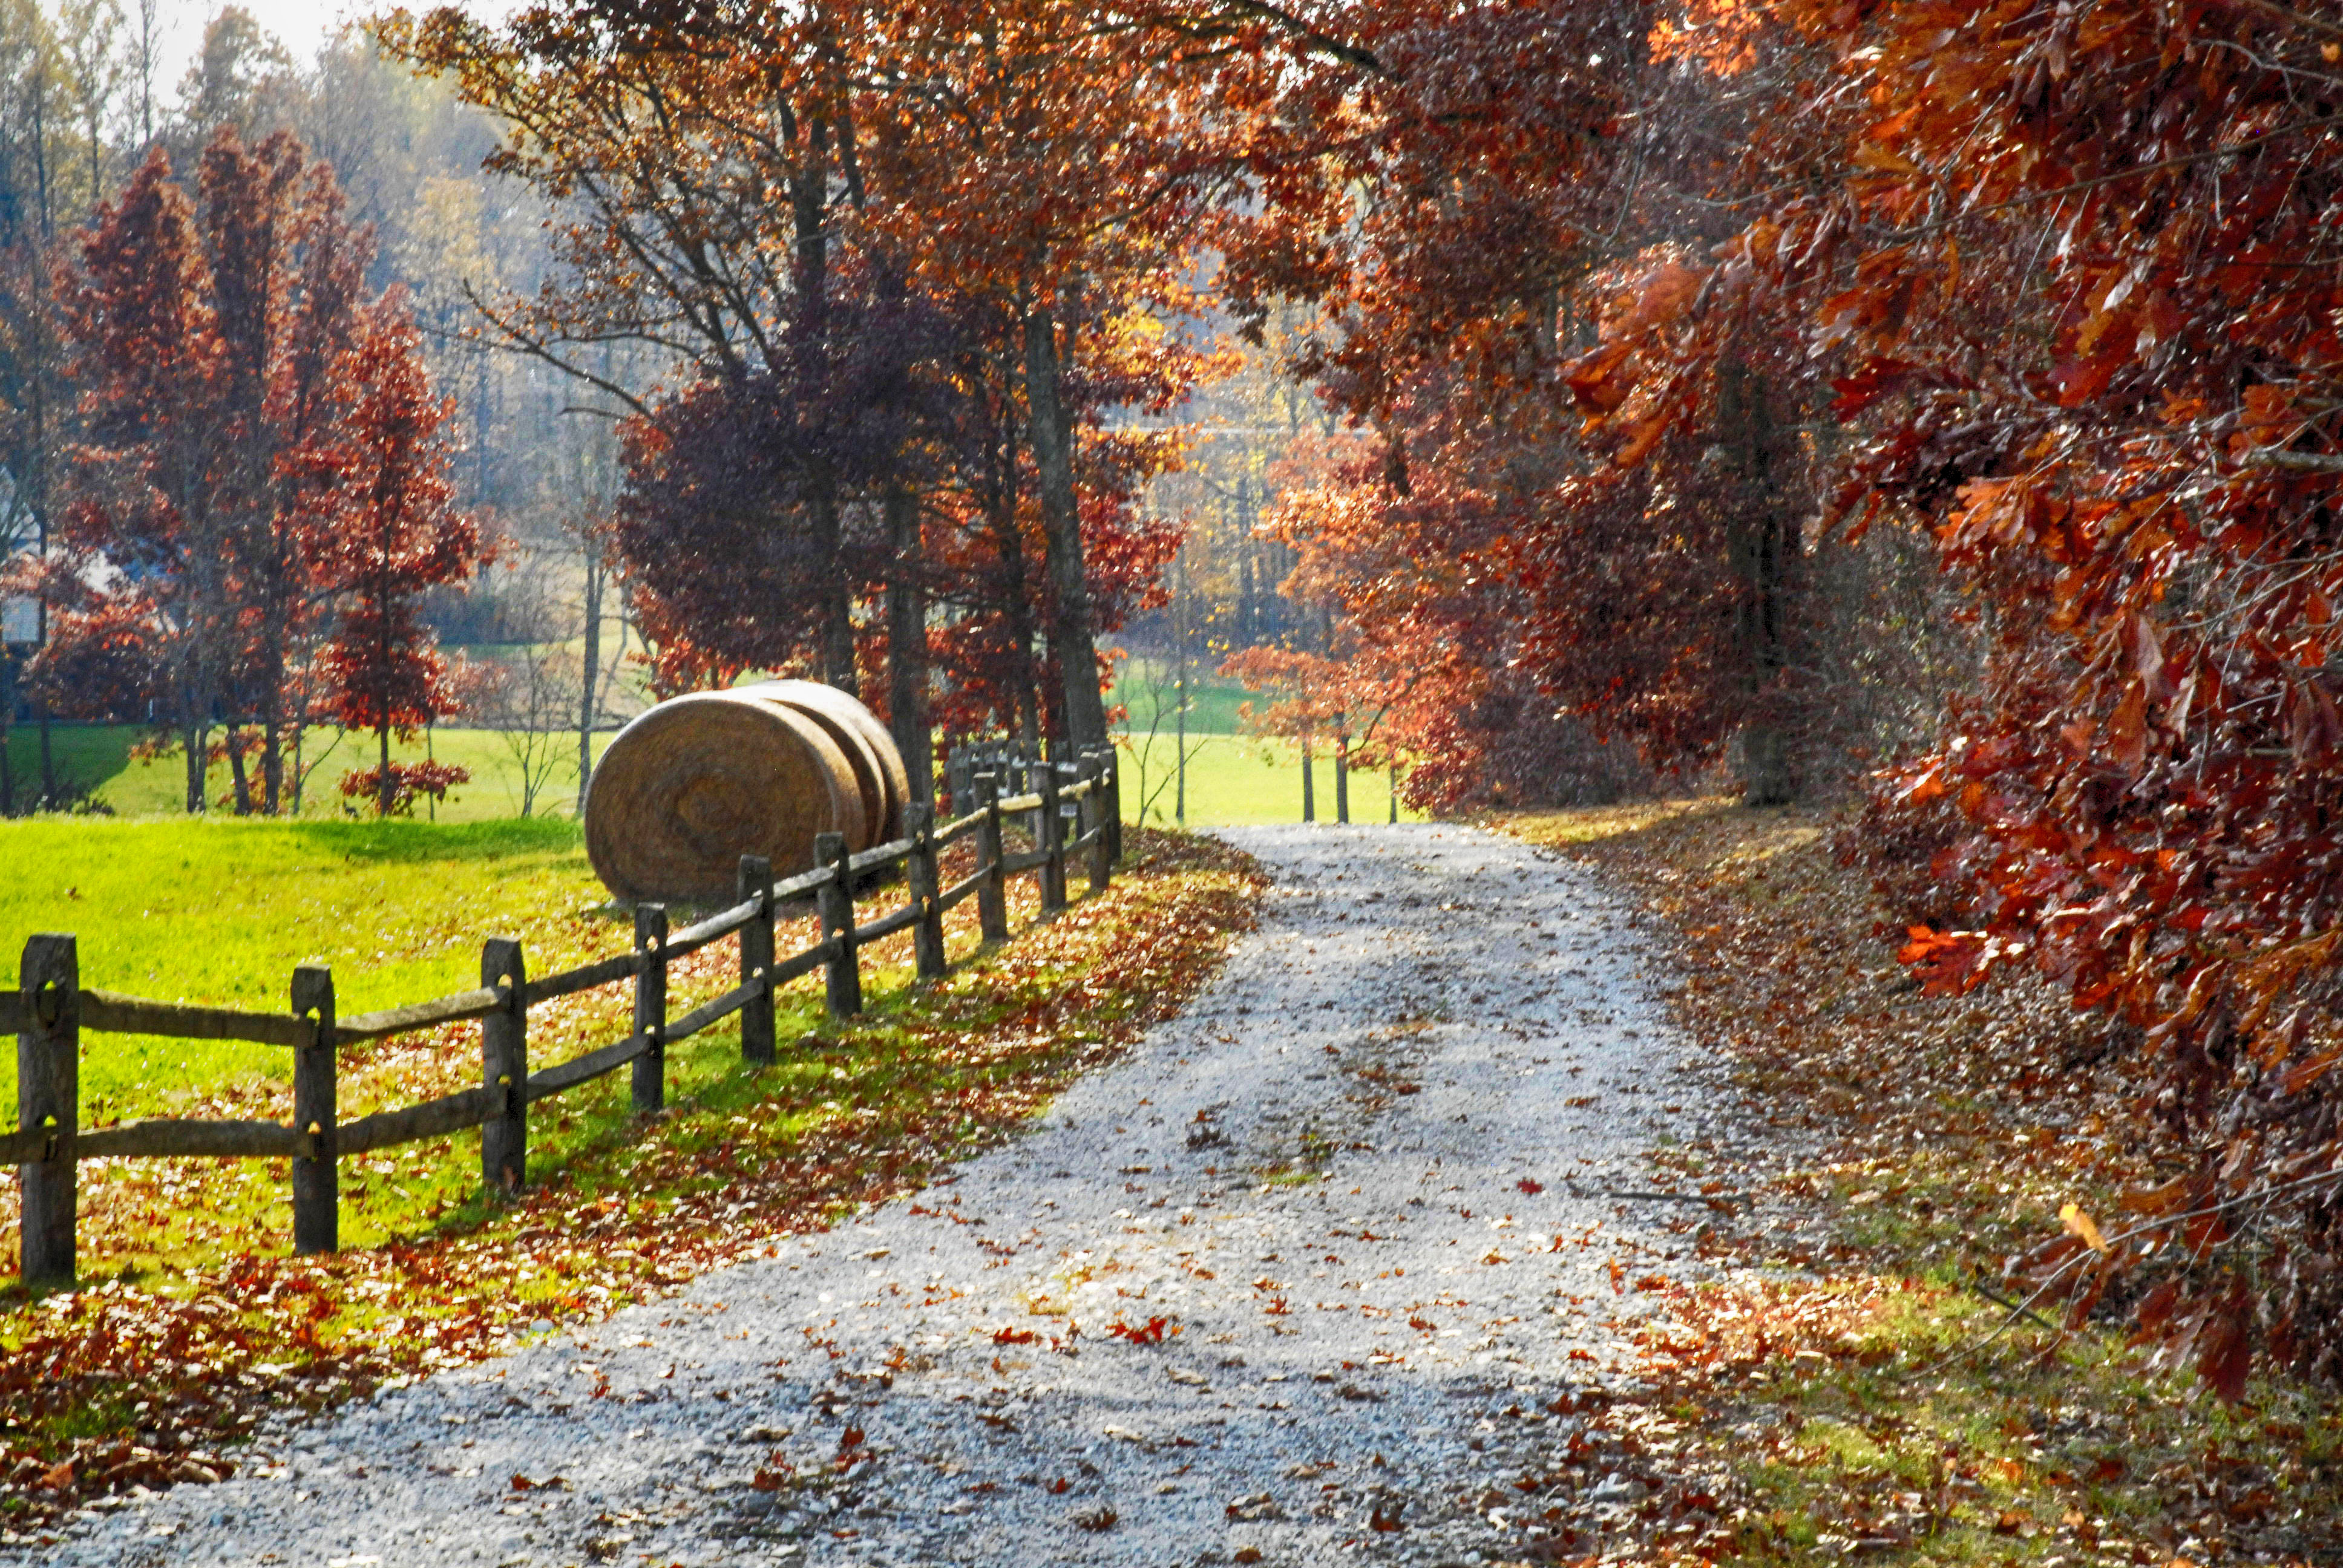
0, 817, 626, 1122
12, 724, 608, 823
15, 716, 1417, 829
1118, 732, 1420, 827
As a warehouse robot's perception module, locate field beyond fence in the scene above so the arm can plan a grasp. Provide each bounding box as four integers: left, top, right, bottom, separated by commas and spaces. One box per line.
5, 751, 1121, 1286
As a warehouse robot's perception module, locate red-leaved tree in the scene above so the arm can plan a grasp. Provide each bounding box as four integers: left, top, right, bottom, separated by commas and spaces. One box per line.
306, 298, 479, 817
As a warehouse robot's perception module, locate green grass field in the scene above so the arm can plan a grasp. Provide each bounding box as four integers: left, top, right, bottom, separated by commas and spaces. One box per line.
2, 723, 611, 823
1116, 731, 1417, 827
0, 728, 1405, 1110
5, 711, 1411, 830
0, 817, 620, 1122
1108, 656, 1255, 735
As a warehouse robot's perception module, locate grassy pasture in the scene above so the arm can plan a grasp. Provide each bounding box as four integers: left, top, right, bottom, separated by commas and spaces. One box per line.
0, 734, 1401, 1106
7, 714, 1414, 829
9, 723, 613, 823
0, 817, 615, 1123
1115, 730, 1419, 826
1106, 655, 1254, 734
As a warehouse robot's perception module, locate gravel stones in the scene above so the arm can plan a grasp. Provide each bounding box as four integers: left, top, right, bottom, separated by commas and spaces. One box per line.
24, 823, 1725, 1567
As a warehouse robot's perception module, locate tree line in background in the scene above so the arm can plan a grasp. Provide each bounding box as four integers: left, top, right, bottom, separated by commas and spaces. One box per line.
0, 2, 647, 817
0, 1, 1329, 822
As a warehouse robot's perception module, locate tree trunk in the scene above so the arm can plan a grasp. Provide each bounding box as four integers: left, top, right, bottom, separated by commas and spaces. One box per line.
883, 484, 932, 803
1022, 303, 1109, 753
994, 425, 1041, 750
787, 120, 857, 699
378, 722, 393, 817
1175, 657, 1186, 824
262, 716, 283, 814
577, 538, 604, 818
0, 652, 13, 816
183, 721, 205, 813
1719, 359, 1796, 807
812, 475, 858, 695
1301, 735, 1315, 823
228, 726, 253, 814
1335, 731, 1350, 824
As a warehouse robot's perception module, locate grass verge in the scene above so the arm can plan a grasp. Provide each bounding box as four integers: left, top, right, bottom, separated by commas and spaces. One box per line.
1473, 800, 2343, 1567
0, 816, 615, 1115
0, 826, 1263, 1544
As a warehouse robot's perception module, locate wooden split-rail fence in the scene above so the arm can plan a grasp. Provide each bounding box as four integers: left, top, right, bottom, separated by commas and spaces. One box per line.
6, 750, 1121, 1286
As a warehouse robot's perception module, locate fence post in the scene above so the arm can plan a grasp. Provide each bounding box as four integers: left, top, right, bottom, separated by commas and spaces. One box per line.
906, 802, 948, 981
18, 933, 77, 1285
974, 773, 1009, 943
738, 854, 776, 1067
633, 905, 667, 1114
290, 964, 337, 1253
946, 750, 971, 815
1024, 752, 1047, 848
480, 938, 526, 1200
1040, 753, 1067, 914
1083, 751, 1110, 895
816, 831, 862, 1019
1103, 745, 1123, 864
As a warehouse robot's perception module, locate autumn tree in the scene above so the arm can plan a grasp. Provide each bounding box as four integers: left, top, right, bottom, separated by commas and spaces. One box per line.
384, 2, 881, 687
29, 132, 480, 813
1340, 0, 2343, 1387
0, 0, 104, 809
39, 145, 231, 810
1733, 0, 2343, 1388
392, 1, 1271, 771
307, 298, 479, 815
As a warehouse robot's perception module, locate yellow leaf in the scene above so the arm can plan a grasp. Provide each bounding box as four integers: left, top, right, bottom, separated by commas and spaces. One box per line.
2060, 1201, 2107, 1252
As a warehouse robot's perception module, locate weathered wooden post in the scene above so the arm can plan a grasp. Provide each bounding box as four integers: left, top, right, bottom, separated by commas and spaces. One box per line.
1040, 753, 1067, 914
1083, 751, 1110, 895
906, 803, 948, 981
1103, 745, 1123, 864
18, 933, 77, 1285
946, 750, 971, 815
480, 938, 526, 1200
633, 905, 667, 1113
738, 854, 776, 1067
974, 773, 1009, 943
816, 831, 862, 1019
1024, 752, 1047, 849
291, 963, 338, 1253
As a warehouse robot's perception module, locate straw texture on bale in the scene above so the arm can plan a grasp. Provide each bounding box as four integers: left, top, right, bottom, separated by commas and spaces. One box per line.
747, 679, 911, 845
585, 688, 879, 906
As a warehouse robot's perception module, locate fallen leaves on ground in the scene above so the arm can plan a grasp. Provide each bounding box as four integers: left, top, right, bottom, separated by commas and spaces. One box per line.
1479, 799, 2343, 1567
0, 828, 1263, 1541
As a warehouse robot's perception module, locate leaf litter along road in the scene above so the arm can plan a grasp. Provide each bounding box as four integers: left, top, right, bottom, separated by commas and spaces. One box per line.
31, 823, 1755, 1567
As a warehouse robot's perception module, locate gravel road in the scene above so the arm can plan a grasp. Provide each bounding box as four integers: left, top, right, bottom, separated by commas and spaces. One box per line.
34, 822, 1738, 1567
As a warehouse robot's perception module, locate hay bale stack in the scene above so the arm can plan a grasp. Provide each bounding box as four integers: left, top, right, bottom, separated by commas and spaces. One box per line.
737, 681, 911, 846
585, 684, 908, 906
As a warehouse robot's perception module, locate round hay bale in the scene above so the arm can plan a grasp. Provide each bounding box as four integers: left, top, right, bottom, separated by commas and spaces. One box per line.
584, 690, 863, 906
744, 680, 911, 844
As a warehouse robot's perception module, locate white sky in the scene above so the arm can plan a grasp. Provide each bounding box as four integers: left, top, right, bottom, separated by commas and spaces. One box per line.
146, 0, 523, 91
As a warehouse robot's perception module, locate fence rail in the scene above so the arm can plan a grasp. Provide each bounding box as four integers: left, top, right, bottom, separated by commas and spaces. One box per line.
9, 750, 1122, 1285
